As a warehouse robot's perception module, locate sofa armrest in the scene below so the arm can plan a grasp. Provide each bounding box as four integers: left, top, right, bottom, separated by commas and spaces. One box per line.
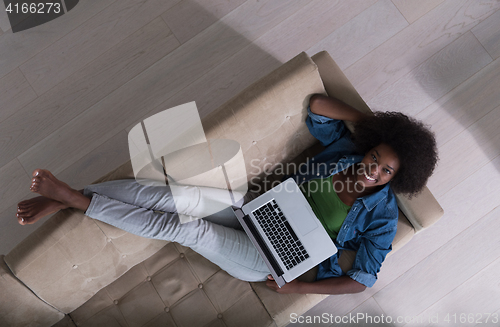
0, 255, 64, 326
395, 188, 444, 233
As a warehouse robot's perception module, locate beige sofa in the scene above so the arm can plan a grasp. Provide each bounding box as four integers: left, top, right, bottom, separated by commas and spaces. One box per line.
0, 52, 444, 327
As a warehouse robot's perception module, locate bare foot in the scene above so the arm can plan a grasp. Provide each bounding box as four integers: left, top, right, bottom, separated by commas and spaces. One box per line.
30, 169, 90, 211
17, 196, 67, 225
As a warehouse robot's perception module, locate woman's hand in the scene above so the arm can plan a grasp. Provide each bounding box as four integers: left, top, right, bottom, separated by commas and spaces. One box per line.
266, 275, 367, 295
265, 275, 302, 294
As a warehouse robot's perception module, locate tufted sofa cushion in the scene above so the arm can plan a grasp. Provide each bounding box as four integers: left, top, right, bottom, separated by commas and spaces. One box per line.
66, 243, 274, 327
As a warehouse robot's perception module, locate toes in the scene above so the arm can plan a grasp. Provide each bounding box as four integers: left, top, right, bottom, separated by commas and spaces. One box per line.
30, 176, 41, 191
17, 204, 36, 213
17, 205, 33, 215
32, 168, 44, 177
32, 168, 51, 179
18, 200, 30, 208
18, 200, 36, 210
17, 206, 28, 213
17, 212, 30, 225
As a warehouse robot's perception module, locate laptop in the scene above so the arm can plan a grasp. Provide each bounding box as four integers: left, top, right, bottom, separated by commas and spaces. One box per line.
233, 178, 337, 287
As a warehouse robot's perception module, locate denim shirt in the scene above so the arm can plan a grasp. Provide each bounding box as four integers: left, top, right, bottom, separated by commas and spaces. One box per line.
288, 108, 398, 288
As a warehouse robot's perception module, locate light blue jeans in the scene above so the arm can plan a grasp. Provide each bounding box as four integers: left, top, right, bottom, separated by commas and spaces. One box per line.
83, 179, 270, 281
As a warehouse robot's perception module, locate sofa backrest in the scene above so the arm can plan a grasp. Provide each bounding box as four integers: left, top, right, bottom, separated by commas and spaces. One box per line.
202, 52, 327, 192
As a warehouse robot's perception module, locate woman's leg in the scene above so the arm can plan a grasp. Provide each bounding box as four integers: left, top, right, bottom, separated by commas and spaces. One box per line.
85, 192, 270, 281
83, 179, 243, 229
26, 169, 269, 281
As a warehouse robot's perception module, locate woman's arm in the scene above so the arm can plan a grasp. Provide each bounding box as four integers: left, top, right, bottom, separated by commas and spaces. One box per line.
266, 275, 366, 294
309, 94, 368, 123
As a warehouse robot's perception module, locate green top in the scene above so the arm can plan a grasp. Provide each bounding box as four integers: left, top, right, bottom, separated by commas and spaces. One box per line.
300, 176, 351, 239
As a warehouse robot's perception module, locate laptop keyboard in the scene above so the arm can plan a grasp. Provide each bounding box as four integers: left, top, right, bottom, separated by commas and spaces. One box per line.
252, 199, 310, 270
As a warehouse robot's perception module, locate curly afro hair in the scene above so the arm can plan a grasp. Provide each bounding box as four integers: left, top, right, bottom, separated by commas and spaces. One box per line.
352, 112, 438, 198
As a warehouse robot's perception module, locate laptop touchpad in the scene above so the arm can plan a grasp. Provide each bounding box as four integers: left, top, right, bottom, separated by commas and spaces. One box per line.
293, 205, 318, 236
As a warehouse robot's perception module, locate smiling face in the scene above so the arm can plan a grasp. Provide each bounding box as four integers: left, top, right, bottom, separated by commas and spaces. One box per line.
356, 143, 400, 189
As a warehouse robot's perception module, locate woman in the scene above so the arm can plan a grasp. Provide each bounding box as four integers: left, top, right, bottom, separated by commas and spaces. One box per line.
16, 94, 438, 295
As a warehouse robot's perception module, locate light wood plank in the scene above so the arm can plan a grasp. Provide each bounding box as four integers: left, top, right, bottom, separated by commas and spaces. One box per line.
0, 68, 37, 123
391, 0, 445, 24
0, 17, 178, 169
295, 291, 374, 326
367, 31, 492, 117
56, 131, 129, 190
131, 0, 378, 127
416, 58, 500, 149
0, 159, 31, 211
19, 0, 181, 95
291, 297, 387, 327
344, 0, 500, 102
162, 0, 247, 44
428, 104, 500, 198
16, 0, 312, 175
373, 204, 500, 323
404, 256, 500, 327
472, 8, 500, 59
252, 0, 378, 63
333, 298, 387, 327
0, 0, 117, 80
306, 0, 408, 70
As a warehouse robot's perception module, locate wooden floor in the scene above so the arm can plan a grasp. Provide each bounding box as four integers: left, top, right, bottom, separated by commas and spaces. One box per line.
1, 0, 500, 325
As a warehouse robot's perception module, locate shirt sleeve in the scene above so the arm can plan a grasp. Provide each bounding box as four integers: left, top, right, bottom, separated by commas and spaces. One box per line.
305, 106, 348, 147
346, 227, 397, 288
